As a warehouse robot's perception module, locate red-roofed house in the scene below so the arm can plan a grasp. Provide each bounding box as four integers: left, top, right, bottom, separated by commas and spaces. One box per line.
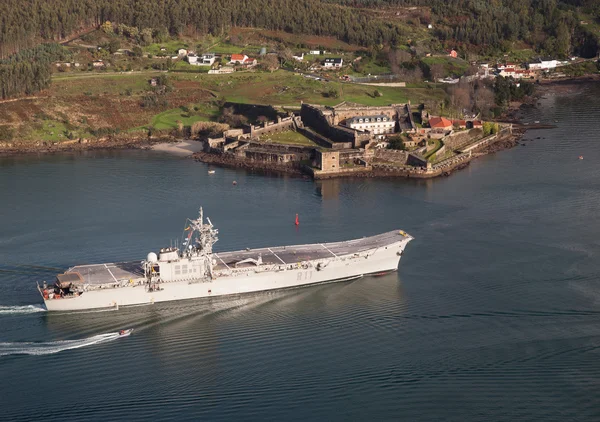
453, 119, 466, 129
242, 57, 257, 67
468, 120, 483, 129
428, 117, 453, 130
230, 54, 248, 64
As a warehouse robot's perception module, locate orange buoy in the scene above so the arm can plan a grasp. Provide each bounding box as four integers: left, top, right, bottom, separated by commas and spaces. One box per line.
295, 214, 299, 226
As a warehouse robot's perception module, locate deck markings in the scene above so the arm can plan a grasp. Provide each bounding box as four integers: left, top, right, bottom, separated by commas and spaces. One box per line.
214, 253, 231, 270
268, 248, 287, 264
320, 244, 338, 257
104, 264, 119, 283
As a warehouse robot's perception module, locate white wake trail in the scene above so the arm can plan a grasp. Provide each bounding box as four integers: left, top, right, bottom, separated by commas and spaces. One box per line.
0, 305, 46, 315
0, 332, 122, 356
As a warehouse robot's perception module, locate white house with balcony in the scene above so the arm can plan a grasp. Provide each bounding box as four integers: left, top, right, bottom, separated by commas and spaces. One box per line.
200, 53, 216, 65
345, 115, 395, 135
324, 58, 343, 68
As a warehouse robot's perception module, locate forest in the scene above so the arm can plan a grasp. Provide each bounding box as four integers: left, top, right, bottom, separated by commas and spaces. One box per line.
0, 44, 69, 99
1, 0, 599, 100
2, 0, 599, 57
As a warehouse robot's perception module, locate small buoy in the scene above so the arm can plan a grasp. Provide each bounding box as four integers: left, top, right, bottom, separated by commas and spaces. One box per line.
232, 180, 237, 185
295, 213, 299, 226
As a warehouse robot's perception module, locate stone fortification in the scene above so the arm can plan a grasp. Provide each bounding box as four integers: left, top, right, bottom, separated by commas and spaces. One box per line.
329, 102, 400, 123
247, 115, 297, 137
300, 103, 370, 148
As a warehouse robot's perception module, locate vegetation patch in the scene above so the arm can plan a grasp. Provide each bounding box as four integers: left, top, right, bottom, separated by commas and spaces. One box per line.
259, 130, 317, 147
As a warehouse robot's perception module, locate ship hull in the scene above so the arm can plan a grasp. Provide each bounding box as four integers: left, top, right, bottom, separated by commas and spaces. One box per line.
43, 238, 409, 312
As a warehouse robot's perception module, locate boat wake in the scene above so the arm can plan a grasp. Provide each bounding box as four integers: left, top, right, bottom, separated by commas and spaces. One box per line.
0, 305, 46, 315
0, 332, 123, 356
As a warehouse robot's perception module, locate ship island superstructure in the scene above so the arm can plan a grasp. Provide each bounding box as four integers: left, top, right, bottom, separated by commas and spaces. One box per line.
39, 208, 413, 311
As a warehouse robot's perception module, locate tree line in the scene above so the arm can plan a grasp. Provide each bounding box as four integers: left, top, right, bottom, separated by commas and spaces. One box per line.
326, 0, 600, 58
0, 0, 405, 58
0, 44, 69, 99
2, 0, 598, 60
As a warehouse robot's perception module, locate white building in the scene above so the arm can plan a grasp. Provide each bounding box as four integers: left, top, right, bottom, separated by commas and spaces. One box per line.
324, 58, 343, 68
229, 54, 248, 64
208, 66, 235, 75
190, 53, 216, 66
346, 115, 395, 135
309, 50, 321, 55
527, 59, 559, 70
292, 53, 304, 61
201, 53, 216, 65
178, 49, 188, 57
187, 53, 198, 65
208, 67, 235, 74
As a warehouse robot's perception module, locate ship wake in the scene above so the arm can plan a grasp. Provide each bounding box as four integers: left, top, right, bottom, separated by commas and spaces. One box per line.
0, 332, 123, 356
0, 305, 46, 315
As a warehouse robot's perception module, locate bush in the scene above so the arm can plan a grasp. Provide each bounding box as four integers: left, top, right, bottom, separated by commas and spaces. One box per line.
387, 135, 406, 150
191, 121, 230, 137
324, 88, 339, 98
0, 125, 15, 141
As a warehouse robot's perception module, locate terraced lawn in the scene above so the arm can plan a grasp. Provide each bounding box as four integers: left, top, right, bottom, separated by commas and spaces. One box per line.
258, 130, 317, 146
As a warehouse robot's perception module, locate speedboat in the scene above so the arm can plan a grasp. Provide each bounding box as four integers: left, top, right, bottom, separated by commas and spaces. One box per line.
208, 170, 215, 174
118, 329, 134, 337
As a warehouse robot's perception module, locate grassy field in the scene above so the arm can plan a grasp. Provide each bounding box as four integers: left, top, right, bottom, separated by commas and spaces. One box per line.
1, 69, 448, 142
422, 56, 469, 78
258, 130, 317, 147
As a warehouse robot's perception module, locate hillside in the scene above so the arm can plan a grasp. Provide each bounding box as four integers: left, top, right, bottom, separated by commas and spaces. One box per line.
1, 0, 599, 58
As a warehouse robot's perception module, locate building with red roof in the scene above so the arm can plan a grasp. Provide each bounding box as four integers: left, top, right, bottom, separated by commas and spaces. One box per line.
428, 117, 453, 130
230, 54, 248, 64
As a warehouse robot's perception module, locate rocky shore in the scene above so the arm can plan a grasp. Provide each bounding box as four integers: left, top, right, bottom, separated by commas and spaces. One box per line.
0, 135, 178, 156
193, 151, 305, 176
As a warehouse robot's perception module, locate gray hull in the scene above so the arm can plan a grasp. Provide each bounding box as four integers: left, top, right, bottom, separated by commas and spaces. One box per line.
42, 227, 412, 311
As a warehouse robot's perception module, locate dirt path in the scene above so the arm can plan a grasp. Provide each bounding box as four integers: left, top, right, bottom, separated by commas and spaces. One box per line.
0, 96, 39, 104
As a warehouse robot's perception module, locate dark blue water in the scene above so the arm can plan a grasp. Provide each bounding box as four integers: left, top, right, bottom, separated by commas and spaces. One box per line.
1, 84, 600, 421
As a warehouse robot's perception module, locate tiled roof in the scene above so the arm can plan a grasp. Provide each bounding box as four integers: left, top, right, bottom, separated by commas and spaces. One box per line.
429, 117, 453, 128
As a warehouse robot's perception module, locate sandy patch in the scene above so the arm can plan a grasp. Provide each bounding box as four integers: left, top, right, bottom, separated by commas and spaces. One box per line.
151, 140, 204, 156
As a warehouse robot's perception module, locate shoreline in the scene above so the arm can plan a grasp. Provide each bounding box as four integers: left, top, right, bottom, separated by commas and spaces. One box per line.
0, 136, 176, 156
3, 74, 591, 175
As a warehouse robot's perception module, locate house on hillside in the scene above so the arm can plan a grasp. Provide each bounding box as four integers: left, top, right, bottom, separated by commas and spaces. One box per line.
428, 116, 453, 131
527, 58, 559, 70
452, 119, 467, 129
187, 53, 198, 65
200, 53, 217, 66
241, 57, 257, 67
292, 53, 304, 61
309, 50, 321, 55
448, 49, 458, 58
324, 58, 343, 68
92, 60, 106, 68
230, 54, 248, 64
497, 62, 517, 71
178, 49, 188, 57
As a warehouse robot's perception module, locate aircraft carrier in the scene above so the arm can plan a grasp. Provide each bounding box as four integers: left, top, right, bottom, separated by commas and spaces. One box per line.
38, 208, 413, 311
